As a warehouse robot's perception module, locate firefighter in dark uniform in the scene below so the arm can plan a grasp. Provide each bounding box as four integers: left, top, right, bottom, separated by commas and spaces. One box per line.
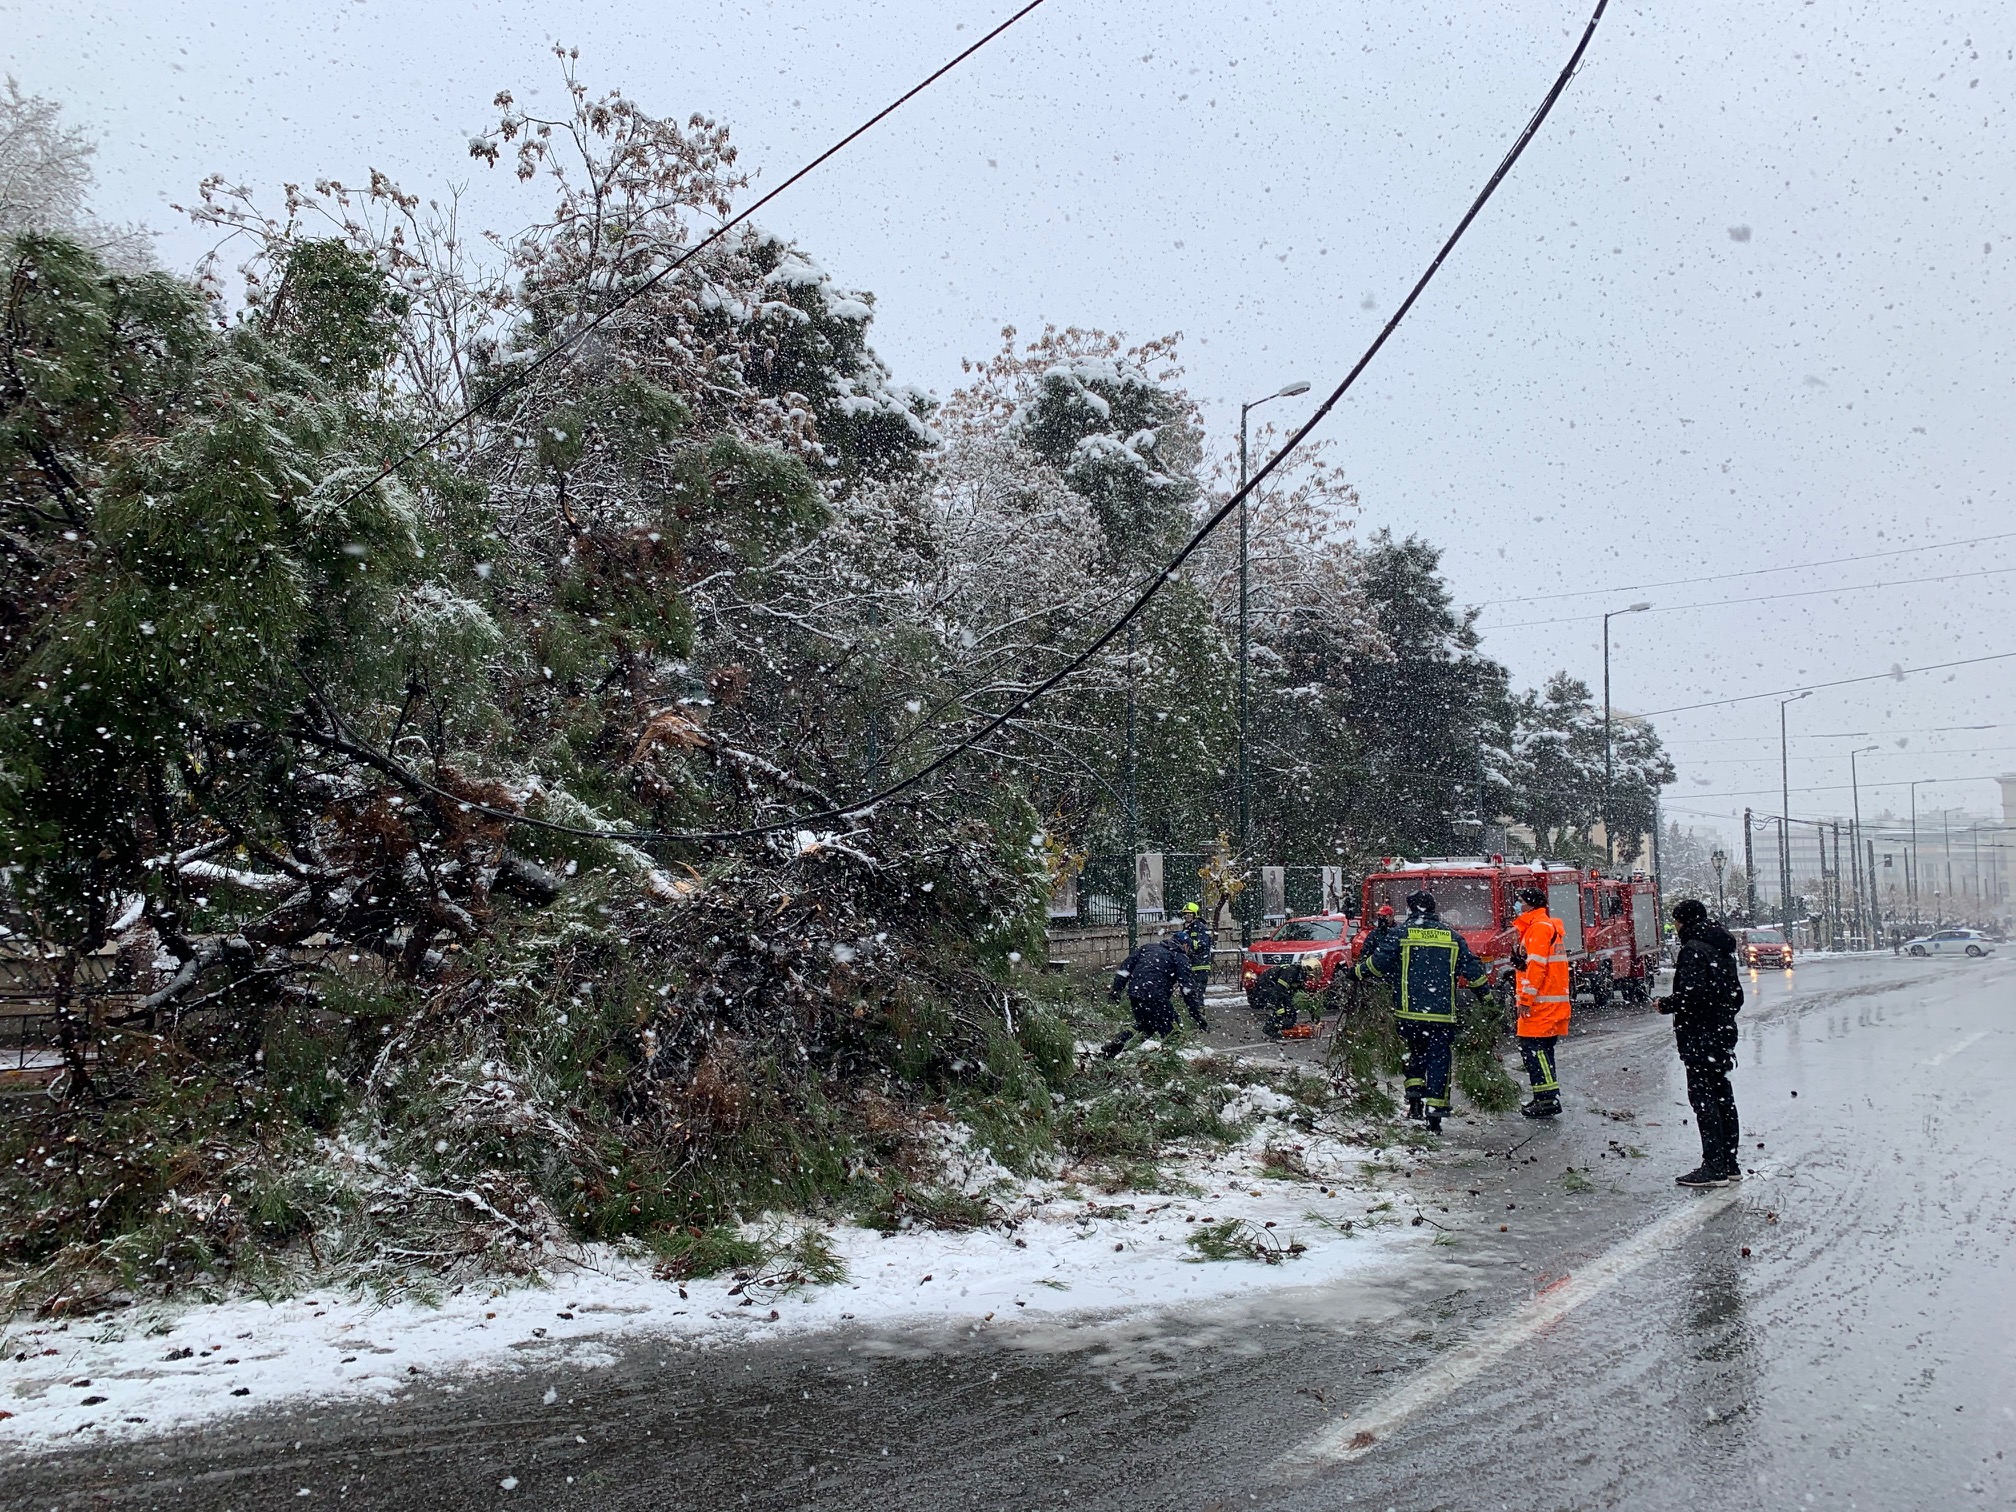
1104, 932, 1192, 1057
1248, 959, 1311, 1039
1172, 903, 1214, 1028
1353, 889, 1490, 1133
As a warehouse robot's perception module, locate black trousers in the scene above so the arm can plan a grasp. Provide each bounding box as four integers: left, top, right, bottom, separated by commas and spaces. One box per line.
1104, 993, 1179, 1056
1518, 1035, 1561, 1097
1683, 1058, 1741, 1175
1398, 1020, 1457, 1113
1184, 967, 1210, 1021
1677, 1020, 1741, 1174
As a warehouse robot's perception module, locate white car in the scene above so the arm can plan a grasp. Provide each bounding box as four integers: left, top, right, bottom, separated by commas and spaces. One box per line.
1901, 928, 1996, 958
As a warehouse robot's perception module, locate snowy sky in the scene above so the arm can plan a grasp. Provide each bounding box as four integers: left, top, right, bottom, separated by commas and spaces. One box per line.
11, 0, 2015, 845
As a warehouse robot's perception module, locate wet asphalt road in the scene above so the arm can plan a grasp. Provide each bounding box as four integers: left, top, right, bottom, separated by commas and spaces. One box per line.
6, 952, 2013, 1511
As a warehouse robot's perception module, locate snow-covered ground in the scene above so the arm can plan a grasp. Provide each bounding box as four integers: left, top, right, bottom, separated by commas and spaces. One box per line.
0, 1101, 1429, 1451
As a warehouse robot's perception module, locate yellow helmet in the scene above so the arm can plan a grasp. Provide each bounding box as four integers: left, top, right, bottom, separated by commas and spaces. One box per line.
1183, 902, 1200, 915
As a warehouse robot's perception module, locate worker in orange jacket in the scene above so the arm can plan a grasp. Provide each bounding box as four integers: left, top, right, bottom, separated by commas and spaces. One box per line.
1509, 885, 1571, 1118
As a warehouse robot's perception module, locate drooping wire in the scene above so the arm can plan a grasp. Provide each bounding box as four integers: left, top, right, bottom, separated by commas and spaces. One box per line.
346, 0, 1615, 848
322, 0, 1053, 517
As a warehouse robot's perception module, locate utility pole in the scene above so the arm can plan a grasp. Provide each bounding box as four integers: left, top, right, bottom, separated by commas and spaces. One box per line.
1866, 836, 1883, 947
1908, 779, 1928, 931
1778, 692, 1810, 934
1743, 807, 1757, 922
1236, 379, 1310, 947
1602, 602, 1652, 864
1850, 745, 1877, 947
1830, 821, 1843, 950
1942, 807, 1954, 919
1124, 624, 1139, 952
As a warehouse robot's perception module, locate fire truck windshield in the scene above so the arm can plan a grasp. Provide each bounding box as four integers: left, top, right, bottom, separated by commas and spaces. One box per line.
1272, 918, 1345, 942
1373, 877, 1497, 930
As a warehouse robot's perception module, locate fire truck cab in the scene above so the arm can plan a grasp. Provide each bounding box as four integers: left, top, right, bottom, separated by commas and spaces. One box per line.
1349, 857, 1660, 1009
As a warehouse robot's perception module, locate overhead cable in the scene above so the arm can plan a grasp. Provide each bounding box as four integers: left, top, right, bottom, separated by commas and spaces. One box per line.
382, 0, 1616, 847
1470, 526, 2016, 609
1476, 563, 2016, 633
322, 0, 1053, 517
1634, 650, 2016, 719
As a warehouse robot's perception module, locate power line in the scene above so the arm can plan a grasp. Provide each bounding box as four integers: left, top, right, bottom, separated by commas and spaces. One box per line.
1470, 527, 2016, 609
1667, 771, 2011, 802
1634, 650, 2016, 719
1665, 723, 2004, 748
1676, 745, 2016, 767
400, 0, 1612, 847
322, 0, 1053, 517
1476, 563, 2016, 633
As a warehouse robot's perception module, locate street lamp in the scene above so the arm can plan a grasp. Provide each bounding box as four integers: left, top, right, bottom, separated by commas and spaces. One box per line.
1849, 745, 1878, 947
1710, 847, 1727, 916
1237, 379, 1311, 945
1907, 778, 1938, 931
1602, 602, 1653, 865
1778, 691, 1812, 933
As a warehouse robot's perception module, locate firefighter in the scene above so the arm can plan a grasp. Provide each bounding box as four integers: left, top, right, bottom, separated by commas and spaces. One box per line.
1656, 898, 1746, 1186
1248, 958, 1311, 1040
1509, 885, 1571, 1118
1354, 890, 1489, 1133
1172, 902, 1214, 1028
1103, 931, 1193, 1057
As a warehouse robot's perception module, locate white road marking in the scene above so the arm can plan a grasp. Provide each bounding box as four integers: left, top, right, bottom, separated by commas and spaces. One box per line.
1921, 1029, 1990, 1068
1270, 1189, 1740, 1478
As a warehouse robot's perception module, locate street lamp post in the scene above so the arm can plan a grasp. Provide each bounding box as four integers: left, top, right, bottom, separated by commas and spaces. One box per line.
1602, 602, 1653, 865
1711, 847, 1727, 916
1850, 745, 1878, 947
1236, 380, 1310, 946
1906, 779, 1937, 931
1778, 691, 1811, 933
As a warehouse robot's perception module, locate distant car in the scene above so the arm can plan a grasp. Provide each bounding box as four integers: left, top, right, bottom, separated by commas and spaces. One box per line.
1738, 928, 1794, 970
1902, 928, 1996, 959
1241, 914, 1354, 1001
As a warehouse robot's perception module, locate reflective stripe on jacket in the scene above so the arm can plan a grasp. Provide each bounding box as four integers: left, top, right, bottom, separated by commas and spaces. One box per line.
1357, 920, 1489, 1024
1512, 907, 1571, 1038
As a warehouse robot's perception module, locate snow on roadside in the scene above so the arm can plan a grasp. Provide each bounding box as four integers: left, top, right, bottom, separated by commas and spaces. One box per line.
0, 1093, 1426, 1450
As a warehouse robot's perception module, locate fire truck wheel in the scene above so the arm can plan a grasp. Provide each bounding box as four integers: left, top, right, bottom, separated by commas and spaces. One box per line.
1588, 966, 1614, 1008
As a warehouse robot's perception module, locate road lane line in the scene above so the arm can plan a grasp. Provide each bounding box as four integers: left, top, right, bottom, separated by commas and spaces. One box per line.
1270, 1190, 1740, 1479
1921, 1029, 1990, 1068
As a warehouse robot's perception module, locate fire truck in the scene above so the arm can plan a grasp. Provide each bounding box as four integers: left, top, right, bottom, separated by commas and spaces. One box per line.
1346, 857, 1661, 1008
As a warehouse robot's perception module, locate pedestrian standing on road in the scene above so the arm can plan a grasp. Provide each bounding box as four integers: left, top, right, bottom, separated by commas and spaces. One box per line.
1656, 898, 1747, 1187
1509, 885, 1571, 1118
1172, 902, 1215, 1028
1103, 932, 1193, 1057
1354, 890, 1490, 1133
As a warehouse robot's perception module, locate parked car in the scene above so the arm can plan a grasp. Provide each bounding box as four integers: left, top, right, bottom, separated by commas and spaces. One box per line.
1738, 927, 1794, 970
1241, 914, 1354, 1002
1901, 928, 1996, 958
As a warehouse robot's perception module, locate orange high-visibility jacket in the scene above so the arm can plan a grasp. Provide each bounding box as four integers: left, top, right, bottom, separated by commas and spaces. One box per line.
1512, 906, 1571, 1038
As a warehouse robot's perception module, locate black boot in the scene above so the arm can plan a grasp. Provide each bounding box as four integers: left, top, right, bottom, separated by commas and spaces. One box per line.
1520, 1096, 1562, 1119
1406, 1095, 1424, 1121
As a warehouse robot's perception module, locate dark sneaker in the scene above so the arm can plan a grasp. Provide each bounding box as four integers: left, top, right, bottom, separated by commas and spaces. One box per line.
1715, 1168, 1745, 1183
1675, 1167, 1731, 1188
1520, 1098, 1562, 1119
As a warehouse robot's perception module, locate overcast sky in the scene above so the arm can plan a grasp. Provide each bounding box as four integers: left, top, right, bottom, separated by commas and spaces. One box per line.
12, 0, 2015, 846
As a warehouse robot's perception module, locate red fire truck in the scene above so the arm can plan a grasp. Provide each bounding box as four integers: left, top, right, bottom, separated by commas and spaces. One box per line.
1346, 857, 1660, 1008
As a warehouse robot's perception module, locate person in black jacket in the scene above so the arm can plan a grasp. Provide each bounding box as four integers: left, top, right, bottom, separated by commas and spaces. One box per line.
1104, 933, 1196, 1057
1656, 898, 1746, 1187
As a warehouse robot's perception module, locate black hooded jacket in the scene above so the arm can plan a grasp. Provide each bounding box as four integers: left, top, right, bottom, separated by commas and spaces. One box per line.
1667, 920, 1744, 1030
